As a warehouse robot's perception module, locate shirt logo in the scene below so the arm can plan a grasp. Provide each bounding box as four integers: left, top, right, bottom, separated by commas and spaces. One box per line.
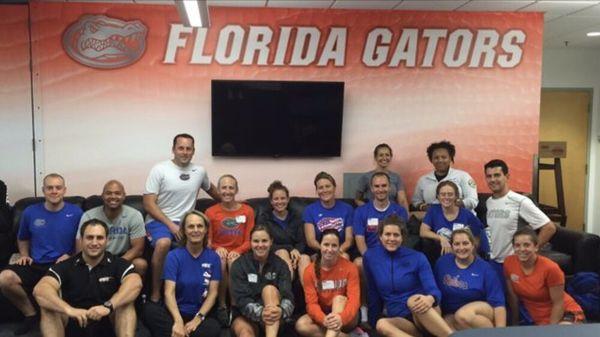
33, 218, 46, 227
443, 274, 468, 289
63, 15, 147, 69
510, 273, 520, 282
98, 276, 114, 283
316, 217, 343, 232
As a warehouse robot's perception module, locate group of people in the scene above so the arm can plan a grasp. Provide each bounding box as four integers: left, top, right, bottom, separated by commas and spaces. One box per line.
0, 134, 586, 337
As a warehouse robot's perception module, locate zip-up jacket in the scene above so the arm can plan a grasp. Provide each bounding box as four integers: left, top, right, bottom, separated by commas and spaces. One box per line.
363, 244, 441, 327
256, 209, 306, 253
230, 251, 294, 322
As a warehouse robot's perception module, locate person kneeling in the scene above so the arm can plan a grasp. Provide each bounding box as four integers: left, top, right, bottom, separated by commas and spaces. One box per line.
33, 219, 142, 337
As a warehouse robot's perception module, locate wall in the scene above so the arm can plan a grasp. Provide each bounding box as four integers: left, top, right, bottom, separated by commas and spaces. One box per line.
542, 48, 600, 235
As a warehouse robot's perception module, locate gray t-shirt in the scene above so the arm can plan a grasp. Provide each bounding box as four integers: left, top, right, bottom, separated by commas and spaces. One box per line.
78, 205, 146, 256
357, 170, 405, 202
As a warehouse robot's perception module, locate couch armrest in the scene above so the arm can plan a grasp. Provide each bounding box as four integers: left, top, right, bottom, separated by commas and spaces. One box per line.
549, 226, 600, 273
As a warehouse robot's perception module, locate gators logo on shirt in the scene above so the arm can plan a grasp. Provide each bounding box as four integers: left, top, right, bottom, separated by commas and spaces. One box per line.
222, 217, 239, 229
316, 217, 343, 232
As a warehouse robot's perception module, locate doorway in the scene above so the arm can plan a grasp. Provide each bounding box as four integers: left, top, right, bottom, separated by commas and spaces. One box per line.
539, 89, 591, 231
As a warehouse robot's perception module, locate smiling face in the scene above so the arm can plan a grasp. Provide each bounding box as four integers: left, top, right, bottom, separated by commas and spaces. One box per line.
316, 178, 336, 204
485, 166, 509, 196
102, 181, 125, 211
251, 229, 272, 261
270, 189, 289, 213
513, 234, 538, 263
183, 213, 208, 246
430, 148, 452, 174
43, 176, 66, 207
172, 136, 195, 167
451, 232, 474, 260
379, 224, 403, 252
371, 175, 390, 203
437, 184, 457, 208
320, 233, 340, 264
82, 224, 107, 260
218, 176, 238, 203
375, 146, 392, 169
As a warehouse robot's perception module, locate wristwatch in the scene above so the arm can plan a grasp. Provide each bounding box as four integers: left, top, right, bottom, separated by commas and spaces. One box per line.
103, 301, 114, 314
195, 312, 206, 321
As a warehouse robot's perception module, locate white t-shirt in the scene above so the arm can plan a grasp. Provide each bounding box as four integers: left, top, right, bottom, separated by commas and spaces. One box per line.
144, 160, 210, 223
486, 190, 550, 263
412, 167, 479, 211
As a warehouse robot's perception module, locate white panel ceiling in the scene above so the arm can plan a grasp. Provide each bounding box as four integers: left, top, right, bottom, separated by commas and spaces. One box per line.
36, 0, 600, 49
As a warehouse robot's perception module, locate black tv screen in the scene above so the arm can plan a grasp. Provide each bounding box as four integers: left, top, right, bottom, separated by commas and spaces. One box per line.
211, 80, 344, 157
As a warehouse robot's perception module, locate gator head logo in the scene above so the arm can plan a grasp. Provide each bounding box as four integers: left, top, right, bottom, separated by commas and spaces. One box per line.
63, 15, 147, 69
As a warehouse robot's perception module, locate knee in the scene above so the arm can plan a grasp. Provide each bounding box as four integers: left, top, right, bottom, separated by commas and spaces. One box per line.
454, 309, 472, 327
407, 294, 421, 308
237, 328, 255, 337
353, 257, 363, 269
332, 295, 348, 307
262, 284, 279, 297
0, 270, 19, 288
132, 258, 148, 276
295, 315, 312, 334
376, 319, 389, 335
153, 239, 171, 253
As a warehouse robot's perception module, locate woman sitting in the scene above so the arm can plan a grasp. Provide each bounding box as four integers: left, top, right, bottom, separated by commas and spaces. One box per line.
143, 210, 221, 337
230, 225, 295, 337
257, 180, 310, 283
420, 181, 489, 257
206, 174, 255, 325
434, 228, 505, 330
304, 172, 354, 259
355, 143, 409, 210
295, 229, 360, 337
364, 214, 452, 337
504, 227, 585, 325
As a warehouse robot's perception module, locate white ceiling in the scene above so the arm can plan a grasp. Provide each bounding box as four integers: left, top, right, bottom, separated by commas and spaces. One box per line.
48, 0, 600, 49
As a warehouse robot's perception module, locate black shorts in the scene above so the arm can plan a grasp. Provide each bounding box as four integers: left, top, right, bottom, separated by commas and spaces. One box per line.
4, 263, 53, 293
65, 316, 115, 337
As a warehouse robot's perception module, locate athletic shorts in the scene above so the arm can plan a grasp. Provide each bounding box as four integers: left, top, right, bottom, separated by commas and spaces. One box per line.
65, 316, 114, 337
4, 262, 53, 293
145, 220, 177, 247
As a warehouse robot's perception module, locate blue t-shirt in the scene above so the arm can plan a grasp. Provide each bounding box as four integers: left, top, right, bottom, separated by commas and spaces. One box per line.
17, 202, 82, 264
434, 253, 505, 314
163, 247, 222, 316
353, 201, 408, 250
423, 204, 490, 254
302, 200, 353, 242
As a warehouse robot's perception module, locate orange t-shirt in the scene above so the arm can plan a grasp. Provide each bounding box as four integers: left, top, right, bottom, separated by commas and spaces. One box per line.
206, 203, 255, 254
302, 257, 360, 326
504, 255, 582, 325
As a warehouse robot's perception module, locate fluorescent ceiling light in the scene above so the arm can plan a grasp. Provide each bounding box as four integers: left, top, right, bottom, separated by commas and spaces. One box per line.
587, 32, 600, 37
176, 0, 210, 28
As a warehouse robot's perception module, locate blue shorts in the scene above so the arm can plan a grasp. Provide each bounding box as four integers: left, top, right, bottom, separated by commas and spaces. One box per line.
145, 220, 177, 247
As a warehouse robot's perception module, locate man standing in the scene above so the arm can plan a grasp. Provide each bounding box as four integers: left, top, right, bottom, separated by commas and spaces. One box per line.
77, 180, 147, 275
0, 173, 82, 335
144, 133, 219, 302
34, 219, 142, 337
484, 159, 556, 275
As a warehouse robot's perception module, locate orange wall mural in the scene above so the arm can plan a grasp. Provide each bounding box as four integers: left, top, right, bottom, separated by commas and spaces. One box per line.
1, 2, 543, 201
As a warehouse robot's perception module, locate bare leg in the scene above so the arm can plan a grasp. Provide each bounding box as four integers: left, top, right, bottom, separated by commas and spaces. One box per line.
297, 254, 312, 288
0, 270, 37, 316
295, 314, 326, 337
131, 257, 148, 278
39, 307, 66, 337
376, 317, 420, 337
231, 316, 258, 337
114, 302, 137, 337
324, 295, 348, 337
262, 285, 281, 337
408, 295, 453, 337
217, 254, 228, 308
150, 238, 171, 302
275, 249, 294, 281
454, 301, 494, 329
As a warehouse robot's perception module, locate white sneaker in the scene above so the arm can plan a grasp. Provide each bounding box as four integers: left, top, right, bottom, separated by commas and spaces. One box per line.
349, 326, 370, 337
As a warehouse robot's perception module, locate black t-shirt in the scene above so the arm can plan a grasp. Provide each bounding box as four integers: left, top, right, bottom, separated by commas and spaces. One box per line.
46, 252, 134, 309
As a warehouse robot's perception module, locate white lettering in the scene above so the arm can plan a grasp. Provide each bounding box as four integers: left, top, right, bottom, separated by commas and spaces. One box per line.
317, 27, 346, 66
444, 29, 472, 68
190, 28, 212, 64
389, 28, 418, 67
421, 29, 447, 67
290, 27, 320, 66
163, 24, 193, 64
273, 27, 292, 66
215, 25, 244, 65
362, 28, 392, 67
498, 30, 525, 68
243, 26, 273, 65
469, 29, 499, 68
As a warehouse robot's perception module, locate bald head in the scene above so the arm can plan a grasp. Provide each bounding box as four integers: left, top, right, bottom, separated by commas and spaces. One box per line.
102, 180, 125, 210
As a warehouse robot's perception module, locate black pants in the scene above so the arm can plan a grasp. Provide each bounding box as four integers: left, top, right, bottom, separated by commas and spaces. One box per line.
142, 301, 221, 337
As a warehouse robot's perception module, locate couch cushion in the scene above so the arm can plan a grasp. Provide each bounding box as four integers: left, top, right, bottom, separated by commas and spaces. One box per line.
540, 250, 574, 276
12, 196, 85, 235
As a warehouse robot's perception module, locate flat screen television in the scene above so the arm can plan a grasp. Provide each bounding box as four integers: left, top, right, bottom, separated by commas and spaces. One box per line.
211, 80, 344, 157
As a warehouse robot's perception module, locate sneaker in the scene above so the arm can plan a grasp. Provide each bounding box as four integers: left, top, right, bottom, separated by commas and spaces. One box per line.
360, 305, 368, 323
349, 326, 370, 337
14, 314, 39, 335
216, 306, 231, 327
